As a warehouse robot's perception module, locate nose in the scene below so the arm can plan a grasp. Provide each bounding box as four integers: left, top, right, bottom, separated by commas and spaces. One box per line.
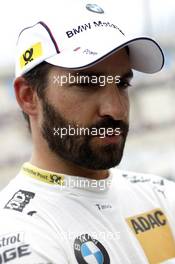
98, 85, 129, 121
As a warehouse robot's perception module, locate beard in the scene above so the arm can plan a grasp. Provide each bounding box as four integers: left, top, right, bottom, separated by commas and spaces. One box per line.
41, 98, 129, 170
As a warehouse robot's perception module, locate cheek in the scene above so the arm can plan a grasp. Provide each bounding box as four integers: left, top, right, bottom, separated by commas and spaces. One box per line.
51, 89, 97, 124
121, 92, 130, 120
126, 98, 130, 120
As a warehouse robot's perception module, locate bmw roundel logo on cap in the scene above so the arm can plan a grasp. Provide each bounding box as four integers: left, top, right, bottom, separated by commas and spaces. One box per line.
74, 234, 110, 264
86, 4, 104, 14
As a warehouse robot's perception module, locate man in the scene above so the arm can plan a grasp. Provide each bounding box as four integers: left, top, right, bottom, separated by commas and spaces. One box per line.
0, 0, 175, 263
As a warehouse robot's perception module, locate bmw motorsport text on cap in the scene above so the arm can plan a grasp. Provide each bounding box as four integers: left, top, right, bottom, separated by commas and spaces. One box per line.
15, 0, 164, 77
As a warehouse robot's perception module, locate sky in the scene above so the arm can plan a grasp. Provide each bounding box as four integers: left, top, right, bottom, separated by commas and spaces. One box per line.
0, 0, 174, 68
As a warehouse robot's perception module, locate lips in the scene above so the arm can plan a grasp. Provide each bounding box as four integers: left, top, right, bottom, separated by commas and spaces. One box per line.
88, 118, 129, 139
97, 134, 122, 145
91, 129, 122, 137
90, 131, 123, 142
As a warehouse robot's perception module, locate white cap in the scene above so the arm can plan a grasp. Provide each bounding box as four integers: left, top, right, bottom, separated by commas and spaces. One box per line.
15, 0, 164, 77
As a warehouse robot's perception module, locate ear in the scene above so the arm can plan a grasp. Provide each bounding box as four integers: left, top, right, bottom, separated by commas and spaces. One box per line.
14, 77, 38, 118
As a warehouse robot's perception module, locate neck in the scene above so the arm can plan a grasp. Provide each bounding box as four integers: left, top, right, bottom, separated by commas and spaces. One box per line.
30, 144, 109, 180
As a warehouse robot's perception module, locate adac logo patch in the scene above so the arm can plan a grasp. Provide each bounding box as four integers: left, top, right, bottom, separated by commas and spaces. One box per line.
126, 208, 175, 263
74, 234, 110, 264
86, 4, 104, 14
20, 42, 43, 69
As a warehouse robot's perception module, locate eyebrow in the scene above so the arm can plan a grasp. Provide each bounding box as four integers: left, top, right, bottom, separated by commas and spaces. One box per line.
72, 71, 104, 77
72, 69, 134, 79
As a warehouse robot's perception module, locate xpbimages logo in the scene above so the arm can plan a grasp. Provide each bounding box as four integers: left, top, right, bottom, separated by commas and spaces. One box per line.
53, 125, 121, 139
53, 73, 120, 87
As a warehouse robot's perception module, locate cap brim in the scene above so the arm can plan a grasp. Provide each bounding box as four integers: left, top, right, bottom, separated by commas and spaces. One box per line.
45, 37, 164, 74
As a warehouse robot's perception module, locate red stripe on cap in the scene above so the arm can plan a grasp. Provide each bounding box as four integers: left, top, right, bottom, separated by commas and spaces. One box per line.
39, 21, 60, 53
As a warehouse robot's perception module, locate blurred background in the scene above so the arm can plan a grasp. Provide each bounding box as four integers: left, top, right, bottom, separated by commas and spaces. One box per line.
0, 0, 175, 189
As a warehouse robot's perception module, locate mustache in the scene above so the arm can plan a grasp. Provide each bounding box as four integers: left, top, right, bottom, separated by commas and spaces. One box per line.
89, 118, 129, 136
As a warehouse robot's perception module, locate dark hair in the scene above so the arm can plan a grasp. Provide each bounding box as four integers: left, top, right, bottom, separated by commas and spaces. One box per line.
22, 61, 54, 131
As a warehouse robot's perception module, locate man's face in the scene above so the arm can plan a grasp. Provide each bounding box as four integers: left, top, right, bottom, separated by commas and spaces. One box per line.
40, 48, 132, 170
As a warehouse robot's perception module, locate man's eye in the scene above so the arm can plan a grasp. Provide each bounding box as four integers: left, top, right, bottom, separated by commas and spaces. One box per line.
118, 79, 132, 90
81, 82, 96, 87
76, 81, 100, 88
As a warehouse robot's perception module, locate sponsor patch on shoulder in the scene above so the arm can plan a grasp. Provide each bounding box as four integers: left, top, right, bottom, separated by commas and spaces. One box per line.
4, 190, 35, 212
126, 208, 175, 263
